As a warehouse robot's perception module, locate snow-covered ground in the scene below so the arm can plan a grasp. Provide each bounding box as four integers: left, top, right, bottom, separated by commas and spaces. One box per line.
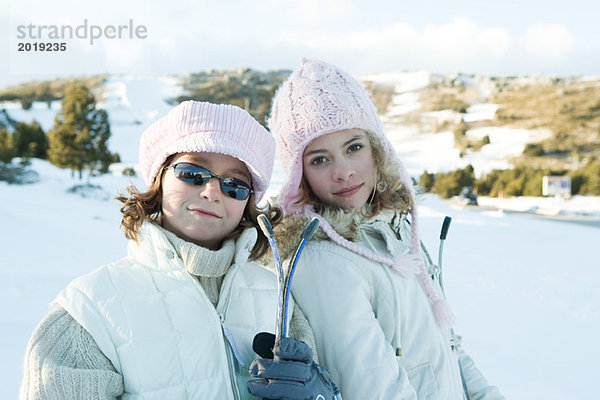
1, 73, 599, 399
477, 195, 600, 219
384, 123, 554, 177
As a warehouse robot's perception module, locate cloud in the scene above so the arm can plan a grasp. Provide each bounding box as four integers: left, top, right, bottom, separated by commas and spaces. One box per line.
265, 0, 354, 24
523, 23, 574, 59
268, 17, 511, 73
1, 2, 592, 87
422, 18, 510, 58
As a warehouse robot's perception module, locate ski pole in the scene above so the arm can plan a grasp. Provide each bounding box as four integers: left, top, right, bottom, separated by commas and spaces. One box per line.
437, 216, 452, 297
281, 217, 320, 339
436, 216, 471, 400
257, 215, 320, 360
258, 215, 285, 345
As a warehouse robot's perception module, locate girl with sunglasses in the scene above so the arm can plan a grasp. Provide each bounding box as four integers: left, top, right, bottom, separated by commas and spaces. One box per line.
266, 59, 504, 400
20, 101, 339, 399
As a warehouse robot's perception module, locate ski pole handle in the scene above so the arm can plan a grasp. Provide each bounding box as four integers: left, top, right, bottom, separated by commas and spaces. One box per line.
440, 216, 452, 240
300, 217, 321, 240
257, 214, 275, 238
437, 216, 452, 298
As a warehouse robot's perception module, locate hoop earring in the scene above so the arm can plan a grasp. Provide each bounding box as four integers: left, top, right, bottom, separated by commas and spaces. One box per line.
367, 187, 377, 206
368, 172, 381, 207
376, 181, 387, 192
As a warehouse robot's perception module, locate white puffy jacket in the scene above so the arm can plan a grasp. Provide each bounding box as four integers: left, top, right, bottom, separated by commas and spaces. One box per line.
53, 222, 278, 400
286, 211, 504, 400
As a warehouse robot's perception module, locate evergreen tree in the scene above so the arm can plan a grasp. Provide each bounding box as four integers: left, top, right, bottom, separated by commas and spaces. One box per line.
0, 127, 13, 163
433, 165, 475, 198
419, 170, 435, 192
47, 83, 113, 178
14, 120, 47, 159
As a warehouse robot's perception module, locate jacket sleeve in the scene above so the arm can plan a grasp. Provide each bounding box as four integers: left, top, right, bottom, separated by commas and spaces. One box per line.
291, 246, 418, 400
455, 336, 505, 400
20, 308, 124, 400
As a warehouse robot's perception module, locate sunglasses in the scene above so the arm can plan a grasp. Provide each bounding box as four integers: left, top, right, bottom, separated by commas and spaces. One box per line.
168, 162, 253, 201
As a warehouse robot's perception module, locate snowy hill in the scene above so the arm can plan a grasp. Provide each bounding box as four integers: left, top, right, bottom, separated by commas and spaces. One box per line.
2, 70, 596, 175
1, 73, 600, 399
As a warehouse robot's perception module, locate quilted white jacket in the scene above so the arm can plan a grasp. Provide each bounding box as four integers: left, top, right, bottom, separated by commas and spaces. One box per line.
53, 222, 278, 400
289, 212, 504, 400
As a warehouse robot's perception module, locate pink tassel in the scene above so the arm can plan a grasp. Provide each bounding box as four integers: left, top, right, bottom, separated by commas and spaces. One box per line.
300, 205, 456, 330
432, 298, 456, 328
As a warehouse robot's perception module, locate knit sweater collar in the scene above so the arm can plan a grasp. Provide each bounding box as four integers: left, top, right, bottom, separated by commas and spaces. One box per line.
157, 224, 234, 278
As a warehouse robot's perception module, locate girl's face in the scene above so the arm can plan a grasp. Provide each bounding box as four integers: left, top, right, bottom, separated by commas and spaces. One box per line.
161, 152, 250, 249
302, 129, 377, 211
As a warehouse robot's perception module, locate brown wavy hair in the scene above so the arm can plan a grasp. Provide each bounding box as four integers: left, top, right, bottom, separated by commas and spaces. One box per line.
295, 130, 414, 217
116, 158, 282, 261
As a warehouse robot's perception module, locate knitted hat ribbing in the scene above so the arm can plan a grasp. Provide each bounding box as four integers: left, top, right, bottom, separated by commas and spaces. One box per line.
139, 101, 275, 203
269, 58, 454, 327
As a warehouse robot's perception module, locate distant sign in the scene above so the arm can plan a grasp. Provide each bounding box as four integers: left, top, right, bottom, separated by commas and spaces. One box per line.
542, 176, 571, 197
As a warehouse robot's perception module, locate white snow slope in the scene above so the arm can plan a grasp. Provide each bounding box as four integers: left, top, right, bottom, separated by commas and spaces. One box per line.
1, 73, 599, 399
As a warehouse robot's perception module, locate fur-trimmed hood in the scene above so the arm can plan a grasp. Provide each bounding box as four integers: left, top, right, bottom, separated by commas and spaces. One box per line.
258, 208, 404, 265
257, 205, 455, 329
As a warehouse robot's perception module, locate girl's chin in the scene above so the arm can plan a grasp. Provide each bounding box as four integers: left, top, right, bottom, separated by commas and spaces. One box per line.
332, 198, 369, 211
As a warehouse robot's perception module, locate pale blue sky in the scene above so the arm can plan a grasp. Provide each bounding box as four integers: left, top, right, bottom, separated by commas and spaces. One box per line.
2, 0, 599, 88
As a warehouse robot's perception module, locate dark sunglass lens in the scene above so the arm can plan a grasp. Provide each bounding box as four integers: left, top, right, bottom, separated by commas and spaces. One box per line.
224, 188, 239, 199
173, 165, 193, 183
174, 164, 209, 185
237, 187, 251, 200
221, 178, 251, 200
220, 184, 249, 200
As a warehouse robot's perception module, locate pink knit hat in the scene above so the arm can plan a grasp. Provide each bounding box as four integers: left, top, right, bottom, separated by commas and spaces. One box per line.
269, 58, 454, 327
139, 101, 275, 203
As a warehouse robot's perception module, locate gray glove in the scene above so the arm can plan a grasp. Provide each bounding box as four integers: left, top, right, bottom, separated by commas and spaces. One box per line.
247, 336, 341, 400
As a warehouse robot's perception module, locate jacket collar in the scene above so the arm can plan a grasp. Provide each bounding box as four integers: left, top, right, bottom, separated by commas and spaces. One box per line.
128, 221, 258, 273
261, 207, 407, 264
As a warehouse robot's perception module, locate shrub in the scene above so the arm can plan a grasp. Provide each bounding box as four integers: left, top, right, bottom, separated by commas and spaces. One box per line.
432, 165, 475, 198
420, 161, 600, 198
0, 128, 15, 162
419, 170, 435, 192
453, 119, 468, 149
14, 120, 47, 159
0, 159, 39, 184
122, 167, 137, 176
430, 94, 469, 113
569, 160, 600, 195
472, 165, 600, 197
523, 143, 544, 157
20, 97, 33, 110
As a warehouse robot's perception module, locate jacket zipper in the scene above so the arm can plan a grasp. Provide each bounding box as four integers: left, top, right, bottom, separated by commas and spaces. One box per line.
177, 259, 241, 399
220, 313, 242, 400
217, 265, 244, 400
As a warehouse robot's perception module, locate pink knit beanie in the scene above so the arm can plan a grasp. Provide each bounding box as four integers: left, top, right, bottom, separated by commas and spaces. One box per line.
139, 101, 275, 203
269, 58, 454, 327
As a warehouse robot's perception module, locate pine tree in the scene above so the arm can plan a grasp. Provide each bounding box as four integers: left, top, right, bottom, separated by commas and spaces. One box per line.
14, 120, 47, 159
419, 170, 435, 192
0, 127, 13, 163
47, 83, 113, 178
